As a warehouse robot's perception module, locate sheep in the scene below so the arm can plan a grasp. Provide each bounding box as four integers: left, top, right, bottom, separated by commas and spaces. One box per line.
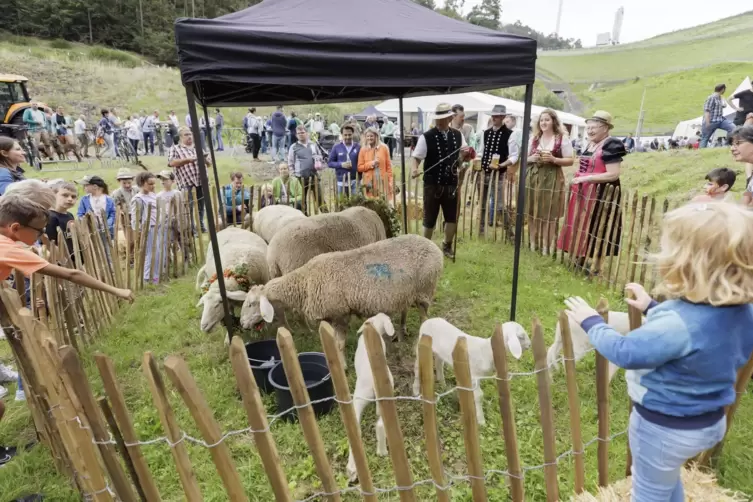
346, 313, 394, 483
239, 234, 443, 364
250, 205, 306, 242
266, 206, 386, 279
195, 227, 269, 332
546, 311, 640, 383
411, 318, 531, 426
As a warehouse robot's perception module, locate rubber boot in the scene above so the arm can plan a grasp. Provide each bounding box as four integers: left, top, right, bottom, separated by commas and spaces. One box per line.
443, 223, 457, 258
422, 226, 434, 240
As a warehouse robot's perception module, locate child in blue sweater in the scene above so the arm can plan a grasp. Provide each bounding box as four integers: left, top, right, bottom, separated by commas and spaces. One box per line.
565, 202, 753, 502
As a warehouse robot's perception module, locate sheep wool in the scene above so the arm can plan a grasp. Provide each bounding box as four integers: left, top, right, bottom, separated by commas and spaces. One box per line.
251, 205, 306, 243
266, 206, 386, 278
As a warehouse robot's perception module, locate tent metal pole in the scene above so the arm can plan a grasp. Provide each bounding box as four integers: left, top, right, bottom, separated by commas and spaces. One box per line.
201, 105, 226, 227
398, 97, 408, 234
186, 84, 234, 334
510, 83, 534, 322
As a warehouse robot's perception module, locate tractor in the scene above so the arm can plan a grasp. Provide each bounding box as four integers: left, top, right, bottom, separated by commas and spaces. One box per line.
0, 74, 44, 169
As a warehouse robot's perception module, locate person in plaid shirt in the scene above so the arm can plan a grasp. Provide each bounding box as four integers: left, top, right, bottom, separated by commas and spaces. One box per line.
700, 84, 738, 148
168, 126, 211, 232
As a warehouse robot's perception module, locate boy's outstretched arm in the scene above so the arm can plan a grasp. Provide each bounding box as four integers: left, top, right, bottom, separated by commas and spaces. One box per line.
40, 264, 134, 303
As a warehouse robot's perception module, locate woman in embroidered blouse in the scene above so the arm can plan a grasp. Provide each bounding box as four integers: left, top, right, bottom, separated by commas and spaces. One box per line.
527, 109, 574, 255
357, 127, 394, 203
557, 111, 626, 273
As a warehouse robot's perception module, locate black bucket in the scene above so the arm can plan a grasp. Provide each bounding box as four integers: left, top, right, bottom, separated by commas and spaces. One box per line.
268, 354, 334, 421
245, 340, 281, 394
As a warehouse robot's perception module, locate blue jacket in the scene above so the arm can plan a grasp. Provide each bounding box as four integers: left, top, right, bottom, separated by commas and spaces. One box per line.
77, 194, 116, 237
222, 185, 251, 208
0, 166, 25, 195
270, 111, 287, 137
582, 299, 753, 428
327, 142, 360, 182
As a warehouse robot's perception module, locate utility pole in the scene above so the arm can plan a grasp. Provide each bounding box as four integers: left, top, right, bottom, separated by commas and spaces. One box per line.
635, 87, 647, 143
555, 0, 564, 36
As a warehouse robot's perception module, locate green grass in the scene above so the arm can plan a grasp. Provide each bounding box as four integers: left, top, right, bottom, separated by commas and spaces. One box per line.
2, 151, 753, 500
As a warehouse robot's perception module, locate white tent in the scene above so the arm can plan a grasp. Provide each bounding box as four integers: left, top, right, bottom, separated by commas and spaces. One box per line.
376, 91, 586, 138
672, 77, 751, 139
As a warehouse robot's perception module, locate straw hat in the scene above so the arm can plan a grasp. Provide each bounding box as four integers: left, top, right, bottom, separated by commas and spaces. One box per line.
433, 103, 455, 120
587, 111, 615, 130
115, 168, 134, 180
490, 104, 508, 117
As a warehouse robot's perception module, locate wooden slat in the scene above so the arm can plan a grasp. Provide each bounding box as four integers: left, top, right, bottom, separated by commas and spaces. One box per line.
583, 185, 611, 278
638, 197, 656, 284
648, 198, 670, 293
142, 352, 202, 501
628, 195, 648, 284
452, 337, 488, 501
163, 356, 247, 501
559, 310, 585, 493
363, 324, 416, 502
318, 322, 376, 501
276, 328, 341, 501
95, 354, 162, 501
59, 346, 138, 502
228, 337, 292, 501
98, 397, 147, 502
192, 188, 205, 264
599, 186, 620, 286
614, 191, 636, 291
531, 319, 559, 502
490, 324, 524, 502
595, 298, 611, 487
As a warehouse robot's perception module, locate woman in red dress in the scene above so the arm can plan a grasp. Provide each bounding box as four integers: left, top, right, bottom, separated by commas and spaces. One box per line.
557, 111, 626, 273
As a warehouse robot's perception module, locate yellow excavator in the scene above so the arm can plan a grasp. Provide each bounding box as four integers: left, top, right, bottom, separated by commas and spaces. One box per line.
0, 74, 44, 169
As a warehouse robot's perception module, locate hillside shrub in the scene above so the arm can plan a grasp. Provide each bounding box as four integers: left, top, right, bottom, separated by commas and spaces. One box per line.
49, 39, 72, 49
88, 47, 141, 68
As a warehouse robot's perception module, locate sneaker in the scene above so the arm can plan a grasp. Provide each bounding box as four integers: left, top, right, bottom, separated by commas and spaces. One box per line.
0, 363, 18, 383
0, 385, 7, 400
442, 242, 454, 259
15, 389, 25, 402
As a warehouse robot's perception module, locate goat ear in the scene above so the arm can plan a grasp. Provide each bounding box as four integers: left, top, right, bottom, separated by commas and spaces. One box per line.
227, 290, 247, 303
504, 329, 523, 360
260, 295, 275, 323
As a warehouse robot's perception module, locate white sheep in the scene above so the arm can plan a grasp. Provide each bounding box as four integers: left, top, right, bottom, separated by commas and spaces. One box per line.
546, 311, 639, 383
346, 314, 394, 483
195, 227, 269, 332
412, 318, 531, 425
266, 206, 386, 278
251, 205, 306, 242
240, 234, 443, 364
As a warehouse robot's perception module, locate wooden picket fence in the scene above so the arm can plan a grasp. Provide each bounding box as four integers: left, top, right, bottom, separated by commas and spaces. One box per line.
2, 285, 752, 501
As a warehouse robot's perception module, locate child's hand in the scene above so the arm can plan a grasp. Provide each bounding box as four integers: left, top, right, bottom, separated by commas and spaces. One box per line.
625, 283, 652, 312
117, 288, 135, 303
564, 296, 600, 324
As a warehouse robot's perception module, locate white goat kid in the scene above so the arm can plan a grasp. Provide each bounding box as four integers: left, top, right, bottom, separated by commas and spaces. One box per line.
412, 318, 531, 426
346, 314, 394, 483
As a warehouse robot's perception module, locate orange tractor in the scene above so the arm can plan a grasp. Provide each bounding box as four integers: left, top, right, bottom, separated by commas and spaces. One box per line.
0, 74, 44, 169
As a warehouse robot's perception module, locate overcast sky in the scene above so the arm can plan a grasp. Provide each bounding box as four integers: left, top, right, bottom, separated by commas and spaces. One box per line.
464, 0, 751, 46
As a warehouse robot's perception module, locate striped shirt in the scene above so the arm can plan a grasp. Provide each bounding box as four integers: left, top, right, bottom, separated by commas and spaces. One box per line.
167, 144, 201, 190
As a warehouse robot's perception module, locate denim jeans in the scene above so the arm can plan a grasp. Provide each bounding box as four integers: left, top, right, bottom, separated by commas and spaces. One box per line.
215, 127, 224, 151
142, 224, 163, 283
700, 118, 735, 148
143, 131, 154, 154
337, 180, 358, 197
629, 409, 725, 502
272, 135, 286, 163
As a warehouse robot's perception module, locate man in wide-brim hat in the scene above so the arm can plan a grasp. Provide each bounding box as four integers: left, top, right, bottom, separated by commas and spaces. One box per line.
411, 102, 473, 258
477, 104, 519, 235
112, 167, 135, 208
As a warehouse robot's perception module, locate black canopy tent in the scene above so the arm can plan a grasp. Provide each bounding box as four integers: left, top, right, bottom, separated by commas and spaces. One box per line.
174, 0, 538, 331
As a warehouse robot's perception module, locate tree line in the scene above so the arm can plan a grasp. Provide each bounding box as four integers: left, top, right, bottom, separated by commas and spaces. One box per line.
5, 0, 580, 66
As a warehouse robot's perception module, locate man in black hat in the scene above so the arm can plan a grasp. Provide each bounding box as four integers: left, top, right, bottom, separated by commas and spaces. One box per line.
411, 103, 472, 258
478, 104, 518, 236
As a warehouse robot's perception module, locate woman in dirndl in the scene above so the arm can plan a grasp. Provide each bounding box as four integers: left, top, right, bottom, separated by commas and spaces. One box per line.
527, 109, 574, 255
557, 111, 626, 273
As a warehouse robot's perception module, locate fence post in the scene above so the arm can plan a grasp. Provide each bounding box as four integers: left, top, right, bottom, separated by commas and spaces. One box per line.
452, 337, 488, 502
490, 323, 525, 502
142, 352, 202, 501
363, 324, 416, 502
59, 346, 138, 502
228, 337, 292, 502
595, 298, 611, 487
418, 335, 450, 501
277, 328, 342, 502
98, 397, 147, 502
318, 322, 377, 502
163, 356, 247, 501
625, 296, 642, 476
95, 354, 162, 501
559, 311, 585, 493
638, 197, 656, 284
531, 318, 559, 502
628, 195, 648, 284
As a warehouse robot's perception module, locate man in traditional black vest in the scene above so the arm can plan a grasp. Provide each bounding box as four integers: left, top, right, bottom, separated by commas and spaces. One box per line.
411, 103, 472, 258
478, 104, 519, 235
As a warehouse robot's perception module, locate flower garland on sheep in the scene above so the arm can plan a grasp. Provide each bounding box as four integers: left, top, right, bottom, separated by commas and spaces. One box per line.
200, 263, 253, 295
